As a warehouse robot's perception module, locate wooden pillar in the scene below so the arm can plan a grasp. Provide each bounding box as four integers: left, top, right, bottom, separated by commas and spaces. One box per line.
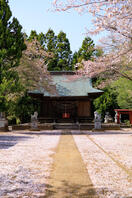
129, 112, 132, 124
117, 111, 120, 124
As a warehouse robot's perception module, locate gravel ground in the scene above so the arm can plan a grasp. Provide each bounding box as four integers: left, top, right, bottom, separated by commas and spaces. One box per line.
0, 131, 60, 197
0, 130, 131, 198
73, 131, 132, 198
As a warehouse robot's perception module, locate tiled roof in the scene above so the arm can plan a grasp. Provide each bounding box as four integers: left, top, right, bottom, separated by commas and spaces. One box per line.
28, 72, 103, 97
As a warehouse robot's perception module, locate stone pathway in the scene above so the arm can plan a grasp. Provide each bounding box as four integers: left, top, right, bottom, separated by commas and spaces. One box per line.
44, 134, 97, 198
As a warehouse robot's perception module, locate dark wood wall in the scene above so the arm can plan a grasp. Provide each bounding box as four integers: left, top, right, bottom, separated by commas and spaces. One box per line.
77, 101, 91, 117
40, 98, 92, 119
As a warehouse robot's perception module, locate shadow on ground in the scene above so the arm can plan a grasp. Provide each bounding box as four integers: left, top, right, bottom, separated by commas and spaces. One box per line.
0, 135, 32, 149
18, 131, 132, 136
43, 181, 130, 198
43, 182, 96, 198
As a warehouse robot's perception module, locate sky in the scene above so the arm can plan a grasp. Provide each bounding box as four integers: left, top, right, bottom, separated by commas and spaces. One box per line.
9, 0, 104, 52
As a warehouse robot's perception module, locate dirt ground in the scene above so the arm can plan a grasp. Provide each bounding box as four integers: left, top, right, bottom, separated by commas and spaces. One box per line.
44, 135, 97, 198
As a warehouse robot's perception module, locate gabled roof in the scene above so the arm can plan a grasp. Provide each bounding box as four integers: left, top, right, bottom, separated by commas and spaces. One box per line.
28, 71, 103, 97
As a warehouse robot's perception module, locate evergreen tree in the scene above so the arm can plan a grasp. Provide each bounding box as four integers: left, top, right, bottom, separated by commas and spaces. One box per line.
45, 28, 57, 52
28, 30, 38, 41
29, 29, 73, 71
0, 0, 26, 112
56, 31, 72, 71
43, 29, 73, 71
72, 51, 78, 69
72, 36, 103, 69
37, 32, 45, 47
77, 37, 95, 62
44, 29, 57, 71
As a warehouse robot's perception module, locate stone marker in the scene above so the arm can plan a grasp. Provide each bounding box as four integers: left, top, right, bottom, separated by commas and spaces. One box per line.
94, 111, 101, 130
31, 111, 38, 130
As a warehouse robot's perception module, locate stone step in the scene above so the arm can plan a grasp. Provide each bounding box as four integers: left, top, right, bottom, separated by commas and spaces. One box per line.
53, 123, 79, 130
53, 123, 95, 130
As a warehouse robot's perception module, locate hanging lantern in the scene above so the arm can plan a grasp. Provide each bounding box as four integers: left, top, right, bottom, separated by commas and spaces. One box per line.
62, 112, 70, 118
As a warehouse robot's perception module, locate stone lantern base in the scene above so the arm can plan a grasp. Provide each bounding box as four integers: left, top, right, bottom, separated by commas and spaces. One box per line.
0, 119, 8, 131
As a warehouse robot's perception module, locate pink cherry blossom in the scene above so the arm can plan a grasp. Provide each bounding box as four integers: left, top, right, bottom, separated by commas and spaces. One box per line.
52, 0, 132, 80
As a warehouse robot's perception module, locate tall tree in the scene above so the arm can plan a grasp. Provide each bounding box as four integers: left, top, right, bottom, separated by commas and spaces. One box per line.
37, 32, 45, 47
44, 29, 72, 71
53, 0, 132, 79
77, 37, 95, 62
44, 28, 57, 71
0, 0, 26, 111
72, 37, 102, 69
45, 28, 57, 52
28, 30, 38, 41
56, 31, 72, 71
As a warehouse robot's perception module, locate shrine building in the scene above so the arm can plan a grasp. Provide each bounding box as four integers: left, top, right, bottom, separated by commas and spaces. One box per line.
28, 71, 103, 123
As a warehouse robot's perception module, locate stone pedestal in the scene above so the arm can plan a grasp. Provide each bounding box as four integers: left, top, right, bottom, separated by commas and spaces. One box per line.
0, 119, 8, 131
0, 112, 8, 131
94, 121, 101, 129
31, 120, 38, 130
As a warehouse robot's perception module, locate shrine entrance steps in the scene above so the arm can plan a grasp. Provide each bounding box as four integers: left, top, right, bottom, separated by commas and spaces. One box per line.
38, 117, 93, 124
53, 123, 94, 130
53, 123, 79, 130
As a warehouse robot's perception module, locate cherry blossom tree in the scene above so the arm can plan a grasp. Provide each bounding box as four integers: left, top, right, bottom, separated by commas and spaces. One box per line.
19, 39, 58, 94
52, 0, 132, 80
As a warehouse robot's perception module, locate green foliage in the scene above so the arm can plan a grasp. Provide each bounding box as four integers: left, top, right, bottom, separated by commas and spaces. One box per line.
123, 120, 131, 126
56, 31, 72, 71
37, 32, 45, 46
112, 78, 132, 109
15, 93, 39, 123
28, 30, 38, 41
43, 29, 58, 70
28, 31, 102, 71
93, 87, 119, 118
72, 51, 78, 67
0, 95, 7, 112
7, 92, 39, 124
77, 37, 95, 62
45, 28, 57, 52
0, 0, 26, 112
93, 72, 132, 120
30, 29, 73, 71
72, 37, 103, 68
45, 29, 72, 71
92, 76, 106, 87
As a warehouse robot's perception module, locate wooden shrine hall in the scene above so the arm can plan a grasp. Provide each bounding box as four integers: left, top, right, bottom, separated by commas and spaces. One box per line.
28, 71, 103, 123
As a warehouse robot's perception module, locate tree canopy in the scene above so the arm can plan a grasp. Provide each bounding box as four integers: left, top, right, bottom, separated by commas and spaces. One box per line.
52, 0, 132, 80
77, 37, 95, 62
0, 0, 26, 112
72, 36, 102, 68
112, 78, 132, 109
29, 29, 101, 71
